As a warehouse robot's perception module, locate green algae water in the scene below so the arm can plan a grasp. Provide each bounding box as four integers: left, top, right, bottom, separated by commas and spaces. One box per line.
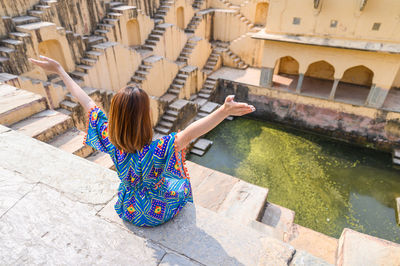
188, 117, 400, 243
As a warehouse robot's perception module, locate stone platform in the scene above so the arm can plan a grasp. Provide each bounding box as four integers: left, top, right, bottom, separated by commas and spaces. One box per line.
1, 125, 326, 265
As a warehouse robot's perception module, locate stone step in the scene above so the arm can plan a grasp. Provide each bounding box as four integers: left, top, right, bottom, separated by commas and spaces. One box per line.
1, 39, 23, 48
60, 100, 79, 112
87, 35, 105, 46
81, 57, 97, 65
70, 71, 86, 80
159, 120, 173, 129
0, 46, 15, 56
12, 15, 40, 26
142, 44, 154, 51
394, 149, 400, 159
34, 4, 51, 11
155, 126, 170, 135
76, 64, 92, 72
86, 151, 115, 170
174, 78, 185, 85
10, 109, 73, 142
159, 93, 177, 104
198, 92, 211, 99
9, 32, 30, 40
337, 228, 400, 266
289, 224, 338, 264
218, 180, 269, 224
0, 84, 47, 126
107, 12, 123, 19
152, 29, 164, 35
192, 138, 212, 152
49, 128, 94, 158
261, 202, 295, 242
190, 147, 205, 156
166, 109, 179, 117
200, 101, 219, 113
163, 115, 177, 123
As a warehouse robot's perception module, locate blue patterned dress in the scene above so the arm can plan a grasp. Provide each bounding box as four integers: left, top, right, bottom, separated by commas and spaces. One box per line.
84, 106, 193, 227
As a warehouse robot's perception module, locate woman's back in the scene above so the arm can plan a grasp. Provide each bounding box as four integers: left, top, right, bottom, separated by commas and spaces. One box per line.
85, 107, 192, 227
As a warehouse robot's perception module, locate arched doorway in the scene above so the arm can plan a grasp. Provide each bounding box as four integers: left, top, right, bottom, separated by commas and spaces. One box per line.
254, 2, 269, 26
275, 56, 299, 92
127, 19, 141, 46
38, 40, 67, 70
177, 7, 184, 30
303, 60, 335, 98
335, 65, 374, 105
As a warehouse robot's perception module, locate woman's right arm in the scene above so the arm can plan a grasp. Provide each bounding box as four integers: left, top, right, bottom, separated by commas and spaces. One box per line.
29, 55, 96, 113
175, 95, 255, 151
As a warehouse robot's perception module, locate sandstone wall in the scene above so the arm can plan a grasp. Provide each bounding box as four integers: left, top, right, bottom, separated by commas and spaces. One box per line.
213, 10, 251, 42
215, 79, 400, 152
229, 33, 263, 67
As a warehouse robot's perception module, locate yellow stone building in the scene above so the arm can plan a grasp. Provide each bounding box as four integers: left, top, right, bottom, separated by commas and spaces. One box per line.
253, 0, 400, 109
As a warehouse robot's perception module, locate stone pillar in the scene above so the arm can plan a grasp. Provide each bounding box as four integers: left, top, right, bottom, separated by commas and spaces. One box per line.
365, 84, 390, 108
329, 79, 340, 100
260, 67, 274, 88
296, 73, 304, 94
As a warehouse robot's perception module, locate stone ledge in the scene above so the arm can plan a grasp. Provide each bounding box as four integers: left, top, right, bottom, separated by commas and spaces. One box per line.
0, 125, 118, 205
99, 197, 296, 266
336, 228, 400, 266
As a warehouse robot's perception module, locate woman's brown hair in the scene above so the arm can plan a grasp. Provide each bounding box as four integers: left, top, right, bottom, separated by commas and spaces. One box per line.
108, 85, 153, 153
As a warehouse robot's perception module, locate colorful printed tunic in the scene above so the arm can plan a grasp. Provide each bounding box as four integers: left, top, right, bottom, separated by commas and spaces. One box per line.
84, 107, 193, 227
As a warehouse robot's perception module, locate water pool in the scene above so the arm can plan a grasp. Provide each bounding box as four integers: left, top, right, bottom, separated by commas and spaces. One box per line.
188, 117, 400, 243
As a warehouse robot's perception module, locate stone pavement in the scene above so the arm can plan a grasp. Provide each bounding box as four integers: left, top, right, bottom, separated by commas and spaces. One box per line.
1, 125, 324, 265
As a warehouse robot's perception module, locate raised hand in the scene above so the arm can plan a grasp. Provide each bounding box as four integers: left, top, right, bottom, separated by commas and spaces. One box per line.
29, 55, 63, 74
222, 95, 255, 116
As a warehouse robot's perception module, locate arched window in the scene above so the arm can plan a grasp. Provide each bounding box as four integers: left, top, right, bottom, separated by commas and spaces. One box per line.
127, 19, 141, 46
254, 3, 269, 26
177, 7, 184, 30
38, 40, 67, 70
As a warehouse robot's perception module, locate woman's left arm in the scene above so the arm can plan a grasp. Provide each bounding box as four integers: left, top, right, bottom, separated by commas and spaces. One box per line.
29, 55, 96, 112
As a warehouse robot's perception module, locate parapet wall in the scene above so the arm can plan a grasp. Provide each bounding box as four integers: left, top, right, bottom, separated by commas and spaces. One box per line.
215, 79, 400, 152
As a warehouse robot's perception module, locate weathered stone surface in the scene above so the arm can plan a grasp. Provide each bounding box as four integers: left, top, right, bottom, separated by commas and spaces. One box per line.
0, 84, 46, 126
185, 160, 214, 189
262, 202, 295, 242
99, 199, 296, 266
0, 128, 118, 205
193, 169, 239, 211
289, 224, 338, 265
218, 180, 268, 223
170, 99, 189, 110
0, 184, 165, 265
159, 253, 201, 266
336, 228, 400, 266
290, 250, 332, 266
0, 166, 36, 217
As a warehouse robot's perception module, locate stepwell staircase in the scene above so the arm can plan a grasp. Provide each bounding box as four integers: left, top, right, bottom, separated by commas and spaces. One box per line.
153, 0, 174, 26
0, 83, 115, 170
218, 0, 258, 32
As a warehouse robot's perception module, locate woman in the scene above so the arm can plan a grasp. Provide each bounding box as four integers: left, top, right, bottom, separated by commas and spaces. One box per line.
29, 55, 255, 227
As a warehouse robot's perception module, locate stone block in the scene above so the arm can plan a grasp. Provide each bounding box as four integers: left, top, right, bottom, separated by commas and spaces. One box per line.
0, 166, 36, 217
337, 228, 400, 266
193, 138, 213, 151
199, 101, 219, 113
189, 148, 205, 156
0, 84, 47, 126
170, 99, 189, 111
99, 199, 295, 266
185, 160, 215, 189
218, 180, 269, 224
0, 184, 165, 265
193, 169, 239, 211
289, 224, 338, 265
0, 128, 118, 205
290, 250, 332, 266
262, 202, 295, 241
159, 253, 200, 266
